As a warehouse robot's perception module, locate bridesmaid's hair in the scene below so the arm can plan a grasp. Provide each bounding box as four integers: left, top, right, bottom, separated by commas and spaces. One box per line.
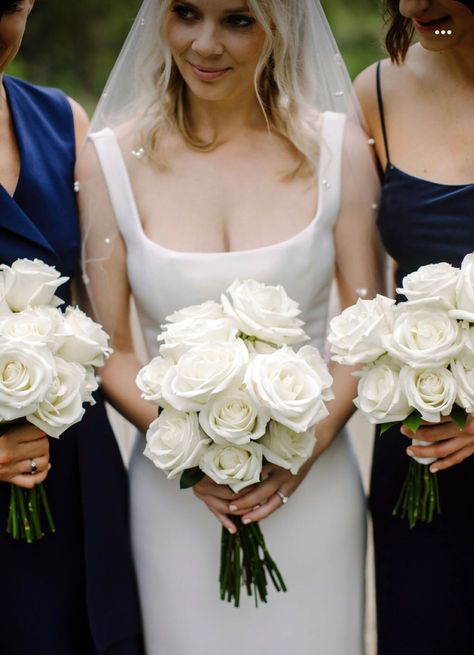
0, 1, 22, 18
383, 0, 414, 63
133, 0, 321, 176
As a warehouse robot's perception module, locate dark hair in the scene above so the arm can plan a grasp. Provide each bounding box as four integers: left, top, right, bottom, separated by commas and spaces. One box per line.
383, 0, 414, 64
0, 1, 22, 19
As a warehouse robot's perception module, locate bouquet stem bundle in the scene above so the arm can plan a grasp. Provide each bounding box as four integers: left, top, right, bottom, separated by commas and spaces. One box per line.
220, 518, 286, 607
7, 483, 55, 543
393, 459, 441, 529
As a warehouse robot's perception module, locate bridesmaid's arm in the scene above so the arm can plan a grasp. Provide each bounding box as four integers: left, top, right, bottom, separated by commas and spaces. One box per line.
67, 97, 89, 156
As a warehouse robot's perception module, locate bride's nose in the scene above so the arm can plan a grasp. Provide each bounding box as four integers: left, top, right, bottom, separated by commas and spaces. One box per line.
191, 21, 225, 57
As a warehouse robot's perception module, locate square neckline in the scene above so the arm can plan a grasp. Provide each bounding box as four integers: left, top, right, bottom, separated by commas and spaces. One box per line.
96, 112, 337, 258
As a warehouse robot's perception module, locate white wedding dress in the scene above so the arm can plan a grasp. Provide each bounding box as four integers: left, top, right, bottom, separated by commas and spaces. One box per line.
90, 112, 366, 655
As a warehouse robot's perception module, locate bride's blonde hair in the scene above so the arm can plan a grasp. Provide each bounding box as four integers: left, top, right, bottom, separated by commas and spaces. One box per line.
134, 0, 322, 173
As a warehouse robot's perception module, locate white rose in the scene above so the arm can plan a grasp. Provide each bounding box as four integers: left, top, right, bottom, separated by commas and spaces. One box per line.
382, 309, 463, 368
0, 259, 68, 311
457, 323, 474, 368
244, 339, 278, 356
56, 306, 112, 366
198, 389, 268, 445
221, 279, 308, 346
158, 317, 237, 361
354, 357, 411, 424
165, 300, 225, 323
136, 356, 174, 406
400, 366, 457, 423
0, 306, 64, 352
0, 344, 55, 420
449, 253, 474, 322
144, 409, 210, 479
260, 421, 316, 474
83, 365, 99, 405
297, 345, 334, 401
161, 339, 249, 412
0, 272, 12, 316
397, 262, 459, 309
245, 347, 332, 433
328, 295, 395, 365
200, 441, 262, 492
451, 360, 474, 415
27, 357, 86, 438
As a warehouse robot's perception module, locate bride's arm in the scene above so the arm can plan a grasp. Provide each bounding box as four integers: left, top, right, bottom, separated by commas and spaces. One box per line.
76, 142, 156, 434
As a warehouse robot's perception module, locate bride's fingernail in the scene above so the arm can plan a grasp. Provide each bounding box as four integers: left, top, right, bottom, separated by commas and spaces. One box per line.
430, 467, 439, 473
227, 527, 236, 535
407, 448, 414, 456
242, 518, 251, 525
229, 504, 238, 512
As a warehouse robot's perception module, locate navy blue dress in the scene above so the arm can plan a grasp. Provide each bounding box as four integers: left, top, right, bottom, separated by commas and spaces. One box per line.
371, 62, 474, 655
0, 76, 144, 655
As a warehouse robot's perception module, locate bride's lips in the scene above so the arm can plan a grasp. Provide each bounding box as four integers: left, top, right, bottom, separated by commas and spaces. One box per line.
187, 62, 232, 82
412, 16, 451, 32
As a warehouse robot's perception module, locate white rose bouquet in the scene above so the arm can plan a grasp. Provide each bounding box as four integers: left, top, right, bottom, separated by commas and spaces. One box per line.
137, 280, 333, 607
328, 254, 474, 528
0, 258, 111, 542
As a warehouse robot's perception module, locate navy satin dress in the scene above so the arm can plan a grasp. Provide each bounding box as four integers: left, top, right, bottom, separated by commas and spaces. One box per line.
0, 76, 143, 655
371, 63, 474, 655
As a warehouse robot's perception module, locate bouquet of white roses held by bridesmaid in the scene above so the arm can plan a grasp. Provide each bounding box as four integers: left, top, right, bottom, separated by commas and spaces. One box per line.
136, 280, 334, 607
328, 253, 474, 528
0, 258, 112, 542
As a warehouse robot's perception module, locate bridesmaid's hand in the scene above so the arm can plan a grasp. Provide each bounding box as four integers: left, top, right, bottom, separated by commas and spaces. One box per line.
0, 424, 50, 488
401, 414, 474, 473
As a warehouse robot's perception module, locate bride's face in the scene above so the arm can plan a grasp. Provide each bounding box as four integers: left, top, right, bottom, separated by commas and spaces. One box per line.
399, 0, 474, 51
166, 0, 266, 103
0, 0, 34, 74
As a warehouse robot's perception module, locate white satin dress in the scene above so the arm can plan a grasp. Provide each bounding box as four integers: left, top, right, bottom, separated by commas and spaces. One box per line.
90, 112, 366, 655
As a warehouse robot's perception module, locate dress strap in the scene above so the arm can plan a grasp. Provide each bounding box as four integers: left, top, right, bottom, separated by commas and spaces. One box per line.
375, 61, 391, 165
88, 128, 142, 242
318, 111, 346, 228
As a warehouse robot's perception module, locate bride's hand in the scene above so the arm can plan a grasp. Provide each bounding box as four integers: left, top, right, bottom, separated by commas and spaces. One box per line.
401, 414, 474, 472
226, 461, 310, 525
192, 476, 258, 534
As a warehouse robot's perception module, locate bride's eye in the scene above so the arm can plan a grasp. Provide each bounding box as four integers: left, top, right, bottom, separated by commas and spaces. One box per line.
224, 14, 256, 29
171, 3, 199, 23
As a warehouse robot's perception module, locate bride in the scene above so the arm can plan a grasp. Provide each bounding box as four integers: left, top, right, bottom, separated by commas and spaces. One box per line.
78, 1, 382, 653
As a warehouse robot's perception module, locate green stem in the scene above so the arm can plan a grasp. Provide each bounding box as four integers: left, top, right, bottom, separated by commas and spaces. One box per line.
16, 486, 33, 544
38, 483, 55, 533
393, 460, 442, 528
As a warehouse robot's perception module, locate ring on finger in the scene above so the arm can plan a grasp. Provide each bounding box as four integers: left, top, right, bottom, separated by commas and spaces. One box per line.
30, 459, 38, 475
276, 489, 289, 505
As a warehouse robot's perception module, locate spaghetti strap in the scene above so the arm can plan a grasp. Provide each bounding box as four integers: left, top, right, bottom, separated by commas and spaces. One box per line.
376, 61, 391, 165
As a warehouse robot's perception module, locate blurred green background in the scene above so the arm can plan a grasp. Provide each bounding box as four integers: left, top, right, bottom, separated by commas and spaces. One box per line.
9, 0, 386, 116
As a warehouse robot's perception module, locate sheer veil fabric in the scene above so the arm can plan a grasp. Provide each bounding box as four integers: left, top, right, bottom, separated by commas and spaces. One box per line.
77, 2, 383, 653
79, 0, 383, 343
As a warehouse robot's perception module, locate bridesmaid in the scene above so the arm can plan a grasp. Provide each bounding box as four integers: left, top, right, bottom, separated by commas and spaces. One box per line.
0, 2, 143, 654
356, 1, 474, 654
